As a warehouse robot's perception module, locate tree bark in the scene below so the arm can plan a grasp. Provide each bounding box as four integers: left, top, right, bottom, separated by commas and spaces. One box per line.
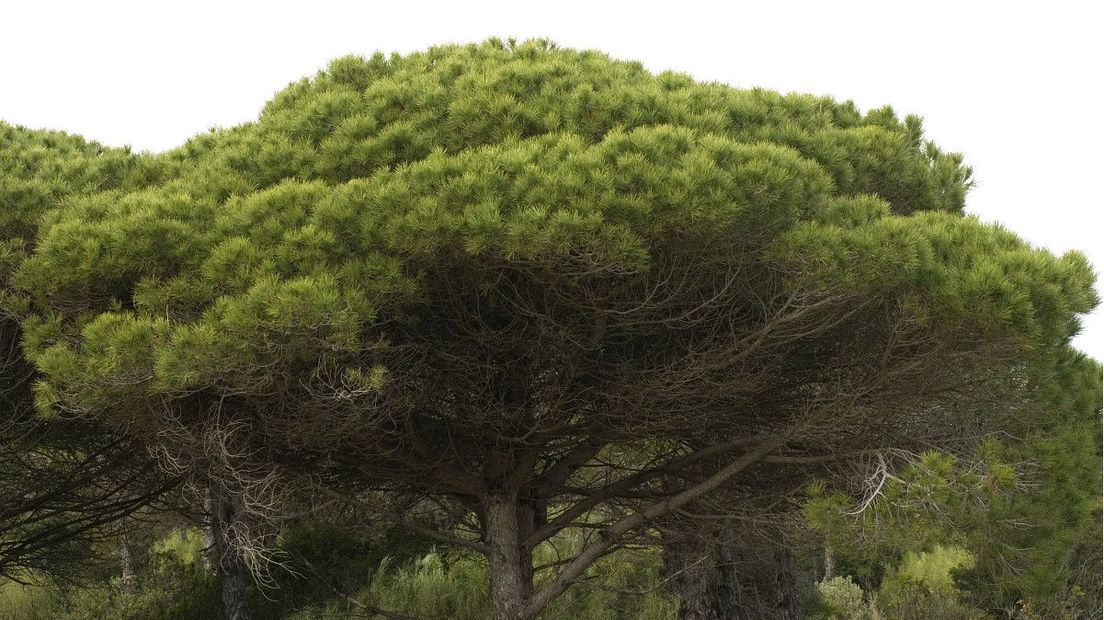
822, 544, 836, 580
663, 528, 806, 619
525, 437, 784, 618
483, 493, 535, 620
203, 492, 217, 575
775, 548, 799, 620
209, 481, 250, 620
120, 534, 137, 595
709, 543, 741, 619
203, 525, 216, 573
663, 534, 718, 620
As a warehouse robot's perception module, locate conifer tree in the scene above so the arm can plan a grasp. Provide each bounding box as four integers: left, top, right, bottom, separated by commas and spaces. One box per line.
12, 40, 1097, 619
0, 123, 174, 581
805, 345, 1102, 616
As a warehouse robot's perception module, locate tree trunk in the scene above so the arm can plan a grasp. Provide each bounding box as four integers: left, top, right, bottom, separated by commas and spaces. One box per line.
709, 543, 741, 619
663, 535, 718, 620
203, 491, 217, 575
775, 548, 799, 620
822, 544, 836, 580
120, 534, 137, 595
210, 481, 250, 620
483, 493, 535, 620
663, 527, 807, 620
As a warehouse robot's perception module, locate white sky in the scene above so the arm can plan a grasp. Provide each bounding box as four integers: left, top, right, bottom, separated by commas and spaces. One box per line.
2, 0, 1101, 359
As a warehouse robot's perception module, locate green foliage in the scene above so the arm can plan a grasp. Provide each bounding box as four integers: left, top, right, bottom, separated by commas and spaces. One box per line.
0, 580, 63, 620
360, 552, 491, 620
55, 568, 222, 620
0, 122, 165, 307
0, 539, 221, 620
11, 40, 1084, 436
290, 542, 677, 620
962, 351, 1103, 610
0, 523, 426, 620
889, 545, 974, 592
15, 44, 1091, 455
808, 549, 986, 620
271, 519, 434, 613
814, 576, 867, 619
875, 548, 988, 620
773, 211, 1096, 347
150, 529, 206, 570
3, 39, 1099, 619
805, 348, 1102, 616
876, 583, 987, 620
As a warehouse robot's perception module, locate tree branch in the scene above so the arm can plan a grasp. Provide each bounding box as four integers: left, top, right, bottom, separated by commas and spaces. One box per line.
522, 436, 786, 618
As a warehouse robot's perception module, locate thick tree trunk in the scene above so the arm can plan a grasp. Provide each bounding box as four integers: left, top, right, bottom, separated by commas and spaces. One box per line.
775, 549, 799, 620
663, 535, 718, 620
120, 534, 137, 595
663, 528, 806, 620
483, 493, 535, 620
209, 482, 250, 620
709, 543, 741, 619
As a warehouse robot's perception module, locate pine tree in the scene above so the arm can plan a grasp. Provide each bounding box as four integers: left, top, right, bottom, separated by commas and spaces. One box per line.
805, 346, 1102, 615
11, 40, 1097, 619
0, 123, 172, 582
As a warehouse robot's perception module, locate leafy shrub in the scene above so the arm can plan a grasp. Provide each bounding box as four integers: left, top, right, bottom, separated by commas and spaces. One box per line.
290, 539, 677, 620
815, 576, 868, 619
876, 546, 986, 620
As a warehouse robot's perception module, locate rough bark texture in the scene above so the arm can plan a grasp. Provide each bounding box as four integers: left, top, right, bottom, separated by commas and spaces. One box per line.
203, 519, 216, 574
822, 545, 836, 580
210, 482, 250, 620
775, 549, 799, 620
119, 535, 137, 596
484, 493, 535, 620
709, 544, 741, 619
664, 535, 719, 620
664, 530, 806, 620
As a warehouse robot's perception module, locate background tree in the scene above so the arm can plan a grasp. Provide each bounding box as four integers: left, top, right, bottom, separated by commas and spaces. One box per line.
12, 40, 1098, 619
805, 345, 1102, 618
0, 123, 176, 583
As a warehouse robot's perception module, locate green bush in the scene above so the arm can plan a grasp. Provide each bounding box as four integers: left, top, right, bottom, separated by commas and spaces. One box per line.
814, 576, 868, 619
876, 546, 986, 620
0, 580, 63, 620
290, 538, 677, 620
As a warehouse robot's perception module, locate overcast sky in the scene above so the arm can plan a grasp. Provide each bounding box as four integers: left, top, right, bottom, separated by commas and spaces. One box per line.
3, 0, 1101, 359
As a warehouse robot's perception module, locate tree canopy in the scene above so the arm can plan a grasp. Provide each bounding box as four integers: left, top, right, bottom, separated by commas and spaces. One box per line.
0, 123, 175, 582
3, 39, 1098, 619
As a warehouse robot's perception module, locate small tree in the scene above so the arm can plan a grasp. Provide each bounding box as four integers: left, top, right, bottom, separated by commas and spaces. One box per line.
15, 40, 1097, 619
805, 345, 1103, 617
